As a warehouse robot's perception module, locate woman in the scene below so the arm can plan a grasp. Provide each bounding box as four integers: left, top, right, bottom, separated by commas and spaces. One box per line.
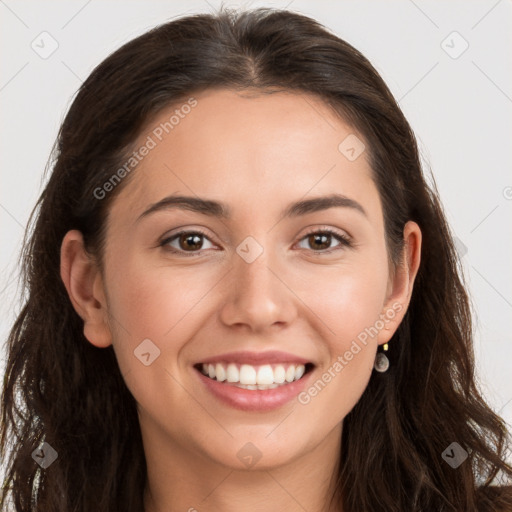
1, 6, 511, 512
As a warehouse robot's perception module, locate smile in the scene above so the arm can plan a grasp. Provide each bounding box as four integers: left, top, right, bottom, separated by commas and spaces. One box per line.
193, 351, 315, 411
197, 362, 313, 389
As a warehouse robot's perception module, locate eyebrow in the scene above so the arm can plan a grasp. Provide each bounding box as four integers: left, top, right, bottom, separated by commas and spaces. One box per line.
136, 193, 367, 223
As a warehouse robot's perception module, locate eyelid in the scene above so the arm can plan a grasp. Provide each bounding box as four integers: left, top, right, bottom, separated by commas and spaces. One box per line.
299, 225, 352, 243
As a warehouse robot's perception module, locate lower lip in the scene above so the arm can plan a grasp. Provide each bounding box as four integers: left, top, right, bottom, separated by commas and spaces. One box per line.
195, 368, 313, 412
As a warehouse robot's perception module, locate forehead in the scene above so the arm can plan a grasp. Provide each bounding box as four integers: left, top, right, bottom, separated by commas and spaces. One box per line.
107, 88, 380, 227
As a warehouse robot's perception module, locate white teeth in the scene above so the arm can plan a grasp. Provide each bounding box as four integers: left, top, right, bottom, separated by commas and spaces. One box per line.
274, 365, 286, 384
215, 363, 226, 382
285, 365, 296, 383
199, 362, 308, 386
256, 365, 274, 385
226, 363, 239, 383
239, 364, 257, 385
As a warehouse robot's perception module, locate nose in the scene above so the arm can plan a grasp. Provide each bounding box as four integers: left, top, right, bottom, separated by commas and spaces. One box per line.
219, 245, 297, 333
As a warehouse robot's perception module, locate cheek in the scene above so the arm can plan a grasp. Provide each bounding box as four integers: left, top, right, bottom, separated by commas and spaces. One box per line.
302, 258, 389, 349
104, 253, 225, 362
107, 254, 199, 329
294, 255, 388, 414
103, 255, 219, 419
296, 275, 385, 429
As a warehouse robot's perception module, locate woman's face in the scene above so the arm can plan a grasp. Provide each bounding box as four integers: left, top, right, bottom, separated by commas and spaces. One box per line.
63, 88, 420, 471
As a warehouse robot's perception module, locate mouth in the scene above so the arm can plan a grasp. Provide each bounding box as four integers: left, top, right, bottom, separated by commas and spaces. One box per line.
194, 361, 315, 390
193, 355, 315, 412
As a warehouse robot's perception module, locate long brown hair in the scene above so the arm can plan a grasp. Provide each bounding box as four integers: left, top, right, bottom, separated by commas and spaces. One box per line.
1, 7, 511, 511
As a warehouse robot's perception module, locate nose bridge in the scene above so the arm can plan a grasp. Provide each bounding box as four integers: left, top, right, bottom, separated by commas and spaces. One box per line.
236, 240, 274, 294
219, 235, 296, 331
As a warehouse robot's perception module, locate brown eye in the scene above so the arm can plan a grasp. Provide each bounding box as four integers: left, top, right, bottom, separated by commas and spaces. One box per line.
307, 233, 332, 251
297, 229, 352, 253
178, 233, 204, 251
161, 230, 215, 255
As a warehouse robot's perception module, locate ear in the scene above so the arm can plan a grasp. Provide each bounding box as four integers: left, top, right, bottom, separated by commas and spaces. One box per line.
377, 220, 422, 345
60, 229, 112, 348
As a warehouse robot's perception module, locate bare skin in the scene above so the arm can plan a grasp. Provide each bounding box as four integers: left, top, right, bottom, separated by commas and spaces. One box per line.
60, 88, 421, 512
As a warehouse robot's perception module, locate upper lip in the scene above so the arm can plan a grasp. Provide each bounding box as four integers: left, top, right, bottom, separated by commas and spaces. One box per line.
196, 350, 312, 366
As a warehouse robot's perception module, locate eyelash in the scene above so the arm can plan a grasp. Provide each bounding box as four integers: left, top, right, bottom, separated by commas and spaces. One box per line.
159, 226, 353, 257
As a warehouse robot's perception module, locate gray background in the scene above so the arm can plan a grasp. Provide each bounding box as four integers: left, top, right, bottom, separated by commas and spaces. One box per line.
1, 0, 511, 443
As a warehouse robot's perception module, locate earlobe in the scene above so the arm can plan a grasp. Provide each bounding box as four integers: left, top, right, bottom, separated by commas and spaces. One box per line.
378, 221, 422, 344
60, 230, 112, 348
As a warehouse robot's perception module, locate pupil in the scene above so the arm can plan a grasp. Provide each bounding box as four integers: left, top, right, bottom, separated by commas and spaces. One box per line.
182, 233, 202, 250
311, 233, 330, 250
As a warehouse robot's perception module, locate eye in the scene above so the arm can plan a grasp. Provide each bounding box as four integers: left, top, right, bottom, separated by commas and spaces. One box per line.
159, 226, 352, 257
296, 228, 352, 254
160, 229, 215, 256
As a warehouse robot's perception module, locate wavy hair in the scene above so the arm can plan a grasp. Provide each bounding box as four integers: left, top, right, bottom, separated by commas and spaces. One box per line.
1, 6, 511, 511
